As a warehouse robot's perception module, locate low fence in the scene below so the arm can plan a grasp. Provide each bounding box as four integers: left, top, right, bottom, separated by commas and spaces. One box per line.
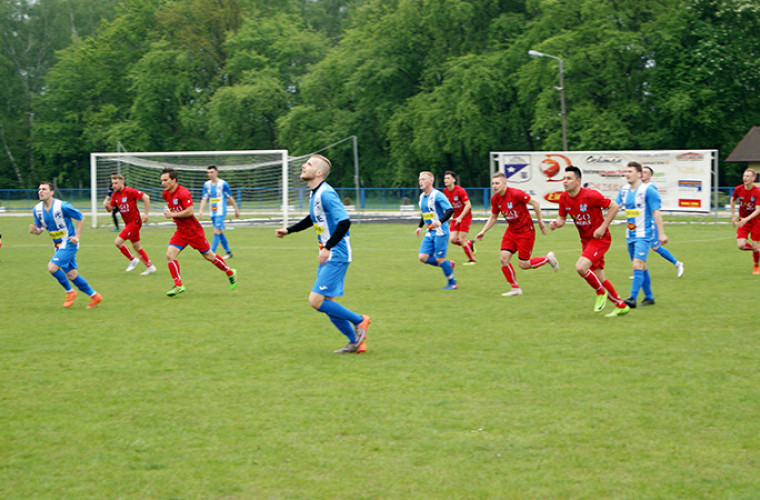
0, 186, 737, 212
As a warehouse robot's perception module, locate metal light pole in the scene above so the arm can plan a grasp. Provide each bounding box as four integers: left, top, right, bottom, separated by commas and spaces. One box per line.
528, 50, 568, 151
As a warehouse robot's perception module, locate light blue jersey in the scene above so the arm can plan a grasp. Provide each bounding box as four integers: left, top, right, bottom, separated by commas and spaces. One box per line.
310, 182, 351, 263
616, 182, 661, 241
419, 189, 452, 237
33, 199, 82, 249
202, 179, 233, 218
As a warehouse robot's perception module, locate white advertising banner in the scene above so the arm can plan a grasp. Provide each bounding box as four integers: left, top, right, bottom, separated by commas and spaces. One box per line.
490, 150, 716, 212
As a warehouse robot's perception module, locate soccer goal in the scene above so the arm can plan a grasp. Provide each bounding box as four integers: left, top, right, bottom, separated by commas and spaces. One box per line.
90, 150, 297, 228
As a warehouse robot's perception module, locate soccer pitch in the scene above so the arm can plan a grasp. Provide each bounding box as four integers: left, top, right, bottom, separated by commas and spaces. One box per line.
1, 216, 758, 498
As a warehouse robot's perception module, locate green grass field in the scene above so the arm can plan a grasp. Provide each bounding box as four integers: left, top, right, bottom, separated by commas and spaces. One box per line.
1, 215, 758, 498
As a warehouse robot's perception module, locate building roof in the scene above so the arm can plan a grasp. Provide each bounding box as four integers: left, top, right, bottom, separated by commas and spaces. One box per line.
726, 126, 760, 162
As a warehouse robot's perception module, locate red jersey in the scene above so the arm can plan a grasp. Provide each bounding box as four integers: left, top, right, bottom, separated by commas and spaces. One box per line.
558, 187, 612, 242
732, 184, 760, 219
443, 185, 472, 220
110, 186, 144, 226
163, 185, 204, 235
491, 187, 534, 233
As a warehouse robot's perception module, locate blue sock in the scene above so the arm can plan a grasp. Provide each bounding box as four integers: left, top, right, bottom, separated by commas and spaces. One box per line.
424, 256, 438, 266
439, 260, 454, 282
51, 269, 73, 291
328, 316, 357, 343
642, 270, 653, 299
655, 246, 678, 265
220, 233, 231, 253
318, 300, 363, 325
71, 275, 95, 296
211, 234, 220, 253
630, 269, 644, 300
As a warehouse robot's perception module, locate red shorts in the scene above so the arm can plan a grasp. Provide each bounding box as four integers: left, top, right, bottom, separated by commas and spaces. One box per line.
501, 229, 535, 261
580, 237, 611, 270
169, 230, 210, 253
736, 221, 760, 241
450, 214, 472, 233
118, 221, 142, 243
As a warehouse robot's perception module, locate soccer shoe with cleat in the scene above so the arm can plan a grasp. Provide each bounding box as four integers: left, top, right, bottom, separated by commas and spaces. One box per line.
141, 265, 157, 275
222, 252, 233, 260
640, 298, 656, 306
754, 265, 760, 275
676, 261, 684, 278
469, 240, 477, 256
228, 268, 238, 290
605, 304, 630, 317
356, 341, 367, 354
126, 258, 140, 272
63, 290, 78, 308
166, 285, 186, 297
86, 292, 103, 309
623, 297, 637, 309
441, 282, 459, 290
501, 288, 523, 297
547, 251, 559, 272
355, 315, 371, 344
463, 260, 477, 266
333, 341, 362, 354
594, 290, 608, 312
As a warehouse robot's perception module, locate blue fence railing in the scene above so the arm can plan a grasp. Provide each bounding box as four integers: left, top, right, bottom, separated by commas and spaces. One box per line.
0, 186, 736, 212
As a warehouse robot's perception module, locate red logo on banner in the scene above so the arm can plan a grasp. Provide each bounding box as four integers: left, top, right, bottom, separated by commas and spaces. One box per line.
540, 154, 571, 181
678, 199, 701, 208
544, 191, 563, 203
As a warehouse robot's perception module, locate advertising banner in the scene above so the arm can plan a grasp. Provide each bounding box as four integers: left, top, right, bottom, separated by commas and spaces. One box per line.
490, 150, 716, 212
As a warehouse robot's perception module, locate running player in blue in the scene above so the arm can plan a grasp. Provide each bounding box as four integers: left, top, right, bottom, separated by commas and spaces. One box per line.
616, 161, 668, 308
642, 166, 684, 278
275, 154, 370, 354
198, 165, 240, 259
415, 171, 457, 290
29, 182, 103, 309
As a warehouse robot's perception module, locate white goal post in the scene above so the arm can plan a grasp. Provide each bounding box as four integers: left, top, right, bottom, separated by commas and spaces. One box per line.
89, 150, 293, 228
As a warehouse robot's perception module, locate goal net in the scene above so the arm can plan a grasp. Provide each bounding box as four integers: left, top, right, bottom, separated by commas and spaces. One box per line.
90, 150, 298, 228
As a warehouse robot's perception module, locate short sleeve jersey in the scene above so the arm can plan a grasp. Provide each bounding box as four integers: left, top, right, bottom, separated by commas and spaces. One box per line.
310, 182, 351, 262
559, 187, 612, 242
732, 184, 760, 219
202, 179, 232, 218
419, 189, 453, 237
442, 185, 472, 220
110, 186, 144, 226
163, 185, 204, 235
616, 182, 661, 241
33, 199, 82, 249
491, 187, 534, 234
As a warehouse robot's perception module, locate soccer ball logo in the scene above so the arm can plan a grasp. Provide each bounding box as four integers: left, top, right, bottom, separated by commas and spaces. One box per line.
540, 154, 571, 182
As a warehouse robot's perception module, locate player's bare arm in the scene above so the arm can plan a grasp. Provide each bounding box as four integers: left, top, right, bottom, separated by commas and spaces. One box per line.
529, 198, 547, 235
70, 217, 84, 245
475, 213, 499, 241
141, 193, 150, 223
227, 196, 240, 218
594, 201, 619, 239
653, 210, 668, 245
197, 198, 206, 219
456, 200, 472, 223
164, 205, 193, 219
29, 223, 42, 235
549, 214, 566, 231
740, 205, 760, 227
730, 197, 738, 226
103, 196, 113, 212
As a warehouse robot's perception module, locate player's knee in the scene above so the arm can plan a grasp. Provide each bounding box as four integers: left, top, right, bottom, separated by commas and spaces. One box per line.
66, 270, 78, 280
449, 237, 458, 245
436, 257, 447, 265
418, 254, 428, 263
517, 260, 531, 270
308, 294, 323, 310
47, 263, 58, 274
575, 262, 588, 275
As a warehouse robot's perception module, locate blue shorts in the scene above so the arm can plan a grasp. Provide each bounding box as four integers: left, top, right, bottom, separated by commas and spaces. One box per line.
312, 261, 349, 297
649, 239, 661, 250
419, 231, 449, 259
211, 215, 226, 230
50, 244, 78, 273
628, 240, 650, 262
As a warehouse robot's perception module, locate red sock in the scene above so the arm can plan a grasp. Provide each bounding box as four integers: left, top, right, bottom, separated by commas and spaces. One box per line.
463, 241, 475, 261
754, 250, 759, 265
138, 249, 152, 267
582, 269, 604, 294
602, 280, 625, 307
529, 256, 548, 269
501, 264, 519, 288
119, 245, 134, 260
168, 260, 181, 286
211, 255, 232, 275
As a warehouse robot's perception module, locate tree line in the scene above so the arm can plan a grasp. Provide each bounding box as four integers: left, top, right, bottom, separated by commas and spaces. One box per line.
1, 0, 759, 190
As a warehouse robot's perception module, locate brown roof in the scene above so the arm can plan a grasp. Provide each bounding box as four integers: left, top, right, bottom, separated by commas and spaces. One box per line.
727, 126, 760, 162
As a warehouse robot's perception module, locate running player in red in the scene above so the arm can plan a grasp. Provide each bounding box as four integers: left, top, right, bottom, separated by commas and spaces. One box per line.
160, 168, 238, 296
730, 168, 760, 274
474, 172, 558, 296
442, 171, 476, 264
549, 166, 630, 316
103, 173, 156, 275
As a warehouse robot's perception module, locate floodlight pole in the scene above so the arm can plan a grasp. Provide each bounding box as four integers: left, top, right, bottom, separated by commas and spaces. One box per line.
528, 50, 568, 151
